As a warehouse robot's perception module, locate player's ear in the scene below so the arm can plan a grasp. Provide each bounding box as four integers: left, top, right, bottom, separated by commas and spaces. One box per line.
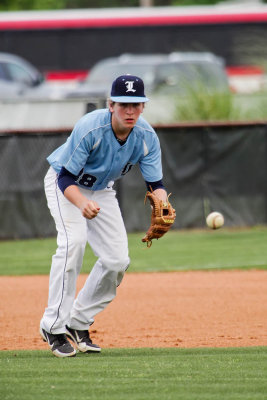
108, 100, 115, 112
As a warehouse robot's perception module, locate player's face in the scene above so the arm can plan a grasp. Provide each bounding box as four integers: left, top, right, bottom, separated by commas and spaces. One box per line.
109, 102, 144, 136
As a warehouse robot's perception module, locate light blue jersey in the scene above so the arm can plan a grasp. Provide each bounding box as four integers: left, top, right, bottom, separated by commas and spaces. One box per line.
47, 109, 163, 191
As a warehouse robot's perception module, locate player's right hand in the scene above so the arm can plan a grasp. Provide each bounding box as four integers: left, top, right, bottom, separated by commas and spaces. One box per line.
80, 200, 100, 219
63, 185, 100, 219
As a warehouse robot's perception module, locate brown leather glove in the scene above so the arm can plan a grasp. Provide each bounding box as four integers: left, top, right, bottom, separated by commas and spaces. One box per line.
142, 191, 176, 247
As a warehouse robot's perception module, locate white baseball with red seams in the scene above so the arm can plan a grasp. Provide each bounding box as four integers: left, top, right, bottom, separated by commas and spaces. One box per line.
206, 212, 224, 229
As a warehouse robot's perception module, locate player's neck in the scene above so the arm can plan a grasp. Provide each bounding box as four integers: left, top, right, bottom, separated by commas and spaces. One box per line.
112, 127, 132, 144
114, 130, 131, 141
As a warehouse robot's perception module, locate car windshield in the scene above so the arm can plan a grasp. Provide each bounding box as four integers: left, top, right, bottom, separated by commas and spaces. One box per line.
87, 62, 157, 88
86, 58, 228, 96
5, 62, 35, 86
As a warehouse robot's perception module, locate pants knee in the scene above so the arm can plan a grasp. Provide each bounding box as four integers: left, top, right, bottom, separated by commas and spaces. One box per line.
113, 255, 130, 286
101, 255, 130, 284
109, 255, 130, 273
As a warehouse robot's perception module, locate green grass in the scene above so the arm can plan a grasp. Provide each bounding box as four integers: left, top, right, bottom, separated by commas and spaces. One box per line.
1, 227, 267, 275
1, 230, 266, 400
1, 347, 266, 400
129, 227, 267, 272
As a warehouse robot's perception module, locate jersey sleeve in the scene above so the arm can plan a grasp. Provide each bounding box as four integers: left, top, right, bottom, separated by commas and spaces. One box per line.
56, 119, 94, 175
145, 179, 165, 191
57, 167, 78, 193
139, 132, 163, 182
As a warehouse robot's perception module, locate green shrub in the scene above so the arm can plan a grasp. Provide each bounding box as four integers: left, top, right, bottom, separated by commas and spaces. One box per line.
173, 81, 267, 122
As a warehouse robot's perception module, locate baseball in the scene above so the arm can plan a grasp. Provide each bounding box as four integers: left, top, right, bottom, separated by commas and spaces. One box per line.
206, 212, 224, 229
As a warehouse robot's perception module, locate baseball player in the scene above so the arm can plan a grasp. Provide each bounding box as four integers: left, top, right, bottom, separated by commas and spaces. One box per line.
40, 74, 168, 357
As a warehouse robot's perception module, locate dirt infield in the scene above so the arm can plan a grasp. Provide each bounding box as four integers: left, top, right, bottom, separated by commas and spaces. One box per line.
1, 270, 266, 350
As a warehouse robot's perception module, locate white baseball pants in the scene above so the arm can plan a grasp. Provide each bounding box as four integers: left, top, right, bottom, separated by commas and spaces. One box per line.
40, 167, 130, 334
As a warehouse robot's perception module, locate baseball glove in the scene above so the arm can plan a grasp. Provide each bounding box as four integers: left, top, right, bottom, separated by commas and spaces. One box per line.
142, 191, 176, 247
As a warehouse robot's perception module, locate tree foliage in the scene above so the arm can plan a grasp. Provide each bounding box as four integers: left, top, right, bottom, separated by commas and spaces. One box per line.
2, 0, 265, 12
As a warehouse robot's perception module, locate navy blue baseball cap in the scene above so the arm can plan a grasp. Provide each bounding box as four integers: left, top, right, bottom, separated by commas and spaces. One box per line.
110, 74, 149, 103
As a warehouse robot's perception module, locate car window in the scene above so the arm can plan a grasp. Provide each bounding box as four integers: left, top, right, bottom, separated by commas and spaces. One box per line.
192, 63, 228, 90
88, 62, 156, 87
0, 63, 7, 80
87, 64, 127, 84
155, 63, 188, 93
5, 62, 34, 86
155, 62, 228, 95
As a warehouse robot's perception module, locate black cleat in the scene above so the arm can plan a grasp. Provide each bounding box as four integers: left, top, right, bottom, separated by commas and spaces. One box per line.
66, 325, 101, 353
40, 327, 76, 358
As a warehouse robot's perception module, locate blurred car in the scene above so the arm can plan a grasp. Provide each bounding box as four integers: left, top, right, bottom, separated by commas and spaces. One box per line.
0, 52, 71, 100
66, 52, 230, 123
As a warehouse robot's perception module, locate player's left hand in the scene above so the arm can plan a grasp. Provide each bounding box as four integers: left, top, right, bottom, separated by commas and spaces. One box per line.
142, 190, 176, 247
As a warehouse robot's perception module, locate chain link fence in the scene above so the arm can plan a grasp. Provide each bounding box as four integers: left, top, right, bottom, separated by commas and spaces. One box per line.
0, 122, 266, 239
